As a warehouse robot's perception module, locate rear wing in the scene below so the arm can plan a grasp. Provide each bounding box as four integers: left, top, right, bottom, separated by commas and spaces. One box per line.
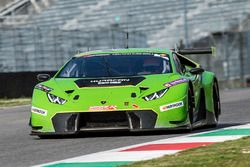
171, 47, 216, 68
176, 47, 216, 56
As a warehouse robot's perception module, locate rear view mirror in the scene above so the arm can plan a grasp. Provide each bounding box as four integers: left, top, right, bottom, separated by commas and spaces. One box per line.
37, 74, 51, 81
189, 68, 204, 75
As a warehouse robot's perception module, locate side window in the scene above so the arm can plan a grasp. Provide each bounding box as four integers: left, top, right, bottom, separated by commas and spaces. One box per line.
173, 54, 184, 74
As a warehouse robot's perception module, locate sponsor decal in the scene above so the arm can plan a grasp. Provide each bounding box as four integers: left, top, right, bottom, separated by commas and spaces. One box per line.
110, 53, 154, 56
132, 104, 140, 109
89, 105, 117, 111
75, 77, 145, 87
163, 78, 188, 88
90, 78, 130, 85
82, 53, 157, 57
160, 101, 184, 112
31, 106, 47, 116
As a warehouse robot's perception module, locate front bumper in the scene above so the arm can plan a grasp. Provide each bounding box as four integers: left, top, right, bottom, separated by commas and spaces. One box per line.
31, 110, 159, 135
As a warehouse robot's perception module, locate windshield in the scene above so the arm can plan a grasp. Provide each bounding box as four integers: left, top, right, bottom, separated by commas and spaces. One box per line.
56, 54, 171, 78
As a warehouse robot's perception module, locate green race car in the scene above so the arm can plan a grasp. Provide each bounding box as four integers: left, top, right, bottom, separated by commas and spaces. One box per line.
30, 48, 221, 137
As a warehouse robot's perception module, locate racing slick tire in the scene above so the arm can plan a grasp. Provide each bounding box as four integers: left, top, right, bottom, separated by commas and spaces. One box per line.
187, 87, 194, 131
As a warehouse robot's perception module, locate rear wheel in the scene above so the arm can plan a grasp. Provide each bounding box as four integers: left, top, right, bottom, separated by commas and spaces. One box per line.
198, 89, 206, 121
212, 82, 221, 126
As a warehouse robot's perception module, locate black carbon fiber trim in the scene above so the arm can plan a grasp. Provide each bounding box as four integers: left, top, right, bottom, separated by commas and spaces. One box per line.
75, 77, 145, 87
128, 110, 157, 129
52, 113, 78, 132
78, 111, 129, 129
51, 110, 157, 133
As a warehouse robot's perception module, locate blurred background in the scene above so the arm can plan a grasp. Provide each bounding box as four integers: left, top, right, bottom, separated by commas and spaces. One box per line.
0, 0, 250, 98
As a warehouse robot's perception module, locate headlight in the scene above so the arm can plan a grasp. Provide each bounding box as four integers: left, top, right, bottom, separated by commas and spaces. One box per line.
35, 84, 53, 92
143, 88, 168, 101
47, 93, 67, 105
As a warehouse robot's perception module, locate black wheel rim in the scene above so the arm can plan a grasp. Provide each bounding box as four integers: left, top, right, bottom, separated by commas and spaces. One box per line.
213, 83, 220, 121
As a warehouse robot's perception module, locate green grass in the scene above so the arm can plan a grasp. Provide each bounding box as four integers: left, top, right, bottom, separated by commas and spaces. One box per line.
122, 136, 250, 167
0, 98, 31, 107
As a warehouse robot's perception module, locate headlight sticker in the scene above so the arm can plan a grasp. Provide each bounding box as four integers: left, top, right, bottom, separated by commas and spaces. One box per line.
160, 101, 184, 112
163, 78, 188, 88
31, 106, 47, 116
47, 93, 67, 105
143, 88, 168, 101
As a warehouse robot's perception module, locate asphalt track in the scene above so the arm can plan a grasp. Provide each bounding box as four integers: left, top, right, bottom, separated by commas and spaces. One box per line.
0, 88, 250, 167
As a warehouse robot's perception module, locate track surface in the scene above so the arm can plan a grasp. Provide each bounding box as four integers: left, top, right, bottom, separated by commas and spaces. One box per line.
0, 88, 250, 167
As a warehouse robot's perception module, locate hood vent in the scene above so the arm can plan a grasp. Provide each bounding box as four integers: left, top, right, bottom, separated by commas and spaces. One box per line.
65, 90, 75, 94
139, 86, 149, 94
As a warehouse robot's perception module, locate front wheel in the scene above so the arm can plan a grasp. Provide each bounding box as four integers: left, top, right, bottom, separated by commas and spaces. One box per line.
187, 88, 194, 130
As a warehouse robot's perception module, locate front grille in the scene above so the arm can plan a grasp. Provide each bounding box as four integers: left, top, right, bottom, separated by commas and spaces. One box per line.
79, 111, 129, 129
51, 110, 157, 132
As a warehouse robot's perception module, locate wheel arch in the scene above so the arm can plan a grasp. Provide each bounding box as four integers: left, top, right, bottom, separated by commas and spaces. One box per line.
201, 71, 217, 113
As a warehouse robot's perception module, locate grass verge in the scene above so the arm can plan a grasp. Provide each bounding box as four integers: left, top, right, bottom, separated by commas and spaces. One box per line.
0, 98, 31, 107
122, 136, 250, 167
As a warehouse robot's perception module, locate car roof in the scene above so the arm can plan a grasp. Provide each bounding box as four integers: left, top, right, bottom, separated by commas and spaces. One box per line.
74, 48, 173, 57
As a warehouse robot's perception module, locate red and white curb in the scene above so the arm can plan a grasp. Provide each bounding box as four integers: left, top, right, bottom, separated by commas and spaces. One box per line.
34, 123, 250, 167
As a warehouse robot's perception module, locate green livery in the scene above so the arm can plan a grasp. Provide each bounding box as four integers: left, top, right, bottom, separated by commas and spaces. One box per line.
30, 48, 221, 137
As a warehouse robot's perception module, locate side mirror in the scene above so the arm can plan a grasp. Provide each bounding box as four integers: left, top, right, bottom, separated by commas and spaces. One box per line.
189, 68, 204, 75
37, 74, 51, 82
